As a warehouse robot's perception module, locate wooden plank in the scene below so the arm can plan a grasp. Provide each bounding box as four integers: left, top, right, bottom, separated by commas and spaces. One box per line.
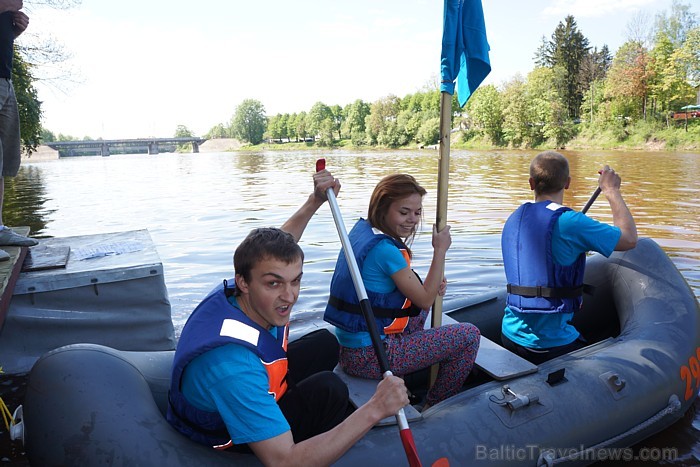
333, 366, 422, 426
21, 245, 70, 272
0, 226, 31, 329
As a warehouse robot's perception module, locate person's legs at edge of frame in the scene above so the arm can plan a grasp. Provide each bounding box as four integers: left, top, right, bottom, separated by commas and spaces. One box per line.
0, 78, 37, 249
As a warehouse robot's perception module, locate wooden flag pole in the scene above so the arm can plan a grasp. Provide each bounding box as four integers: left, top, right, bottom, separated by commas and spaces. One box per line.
429, 91, 453, 388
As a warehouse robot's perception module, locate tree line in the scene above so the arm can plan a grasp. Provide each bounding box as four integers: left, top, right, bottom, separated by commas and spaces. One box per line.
209, 1, 698, 150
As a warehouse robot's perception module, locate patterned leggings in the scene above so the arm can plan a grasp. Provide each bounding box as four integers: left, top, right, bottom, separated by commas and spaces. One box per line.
339, 310, 480, 406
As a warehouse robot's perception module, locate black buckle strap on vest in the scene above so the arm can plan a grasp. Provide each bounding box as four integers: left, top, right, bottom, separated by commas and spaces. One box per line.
328, 295, 421, 318
506, 283, 585, 299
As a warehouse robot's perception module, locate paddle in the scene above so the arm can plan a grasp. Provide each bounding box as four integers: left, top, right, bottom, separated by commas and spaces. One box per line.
581, 187, 601, 214
316, 159, 424, 467
581, 170, 606, 214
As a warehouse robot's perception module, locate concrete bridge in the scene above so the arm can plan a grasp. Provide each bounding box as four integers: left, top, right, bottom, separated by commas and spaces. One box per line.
45, 137, 208, 157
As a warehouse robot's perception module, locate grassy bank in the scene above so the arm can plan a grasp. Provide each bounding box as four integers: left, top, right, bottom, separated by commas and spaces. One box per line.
222, 121, 700, 153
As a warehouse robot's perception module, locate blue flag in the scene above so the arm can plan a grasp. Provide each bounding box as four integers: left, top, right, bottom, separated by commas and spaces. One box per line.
440, 0, 491, 107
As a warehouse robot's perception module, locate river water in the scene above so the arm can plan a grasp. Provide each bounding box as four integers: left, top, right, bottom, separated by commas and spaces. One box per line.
5, 148, 700, 464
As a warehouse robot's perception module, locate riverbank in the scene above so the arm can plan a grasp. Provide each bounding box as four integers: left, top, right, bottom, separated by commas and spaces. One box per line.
216, 123, 699, 153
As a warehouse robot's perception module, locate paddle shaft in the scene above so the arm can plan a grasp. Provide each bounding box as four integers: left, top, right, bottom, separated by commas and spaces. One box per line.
582, 187, 602, 214
315, 159, 421, 467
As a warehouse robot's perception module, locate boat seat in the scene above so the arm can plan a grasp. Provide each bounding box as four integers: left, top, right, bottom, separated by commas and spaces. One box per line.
333, 366, 423, 426
431, 310, 539, 381
475, 335, 538, 380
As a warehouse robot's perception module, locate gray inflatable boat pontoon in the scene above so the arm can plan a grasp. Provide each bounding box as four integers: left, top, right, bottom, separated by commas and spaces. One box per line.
20, 238, 700, 466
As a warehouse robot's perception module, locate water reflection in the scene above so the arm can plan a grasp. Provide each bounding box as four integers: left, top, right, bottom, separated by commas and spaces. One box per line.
3, 165, 51, 236
7, 149, 700, 307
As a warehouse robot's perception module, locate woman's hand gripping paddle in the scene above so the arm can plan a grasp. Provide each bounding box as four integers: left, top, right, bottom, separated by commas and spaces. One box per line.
316, 159, 446, 467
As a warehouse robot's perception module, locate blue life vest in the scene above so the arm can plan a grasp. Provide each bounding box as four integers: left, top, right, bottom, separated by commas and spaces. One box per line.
501, 201, 586, 314
167, 280, 288, 449
324, 219, 420, 335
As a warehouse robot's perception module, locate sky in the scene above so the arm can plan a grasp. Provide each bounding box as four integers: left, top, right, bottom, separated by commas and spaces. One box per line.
24, 0, 699, 140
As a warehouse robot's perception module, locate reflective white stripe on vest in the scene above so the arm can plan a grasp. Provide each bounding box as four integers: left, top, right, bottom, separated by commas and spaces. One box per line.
219, 319, 259, 346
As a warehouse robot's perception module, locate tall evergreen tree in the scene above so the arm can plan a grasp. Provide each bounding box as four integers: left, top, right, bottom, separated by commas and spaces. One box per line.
547, 15, 590, 118
533, 35, 551, 68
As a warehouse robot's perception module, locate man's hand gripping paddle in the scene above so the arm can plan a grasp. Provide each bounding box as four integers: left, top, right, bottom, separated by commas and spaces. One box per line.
581, 170, 604, 214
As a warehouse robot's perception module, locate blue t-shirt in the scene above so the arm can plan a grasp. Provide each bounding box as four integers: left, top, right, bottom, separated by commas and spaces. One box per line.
335, 239, 408, 348
502, 210, 621, 349
180, 297, 290, 444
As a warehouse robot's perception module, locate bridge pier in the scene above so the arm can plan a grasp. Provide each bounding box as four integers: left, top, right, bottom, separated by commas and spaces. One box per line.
192, 142, 199, 153
101, 142, 110, 157
148, 142, 159, 155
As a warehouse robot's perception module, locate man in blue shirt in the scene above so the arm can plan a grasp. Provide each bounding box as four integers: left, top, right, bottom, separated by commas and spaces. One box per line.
501, 151, 637, 363
168, 169, 410, 466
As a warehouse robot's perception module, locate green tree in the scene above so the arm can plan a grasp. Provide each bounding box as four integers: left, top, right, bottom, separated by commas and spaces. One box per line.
579, 46, 613, 124
330, 104, 343, 140
677, 26, 700, 88
464, 84, 504, 145
605, 41, 651, 120
40, 127, 55, 143
174, 124, 194, 152
501, 76, 529, 147
266, 114, 282, 142
279, 113, 290, 142
547, 15, 591, 118
654, 0, 698, 48
317, 119, 335, 147
579, 78, 609, 127
12, 51, 42, 153
533, 35, 550, 67
206, 123, 229, 139
415, 117, 440, 146
295, 111, 308, 142
307, 102, 333, 141
343, 99, 370, 143
397, 108, 423, 144
231, 99, 266, 145
365, 95, 401, 146
174, 124, 193, 138
287, 113, 298, 142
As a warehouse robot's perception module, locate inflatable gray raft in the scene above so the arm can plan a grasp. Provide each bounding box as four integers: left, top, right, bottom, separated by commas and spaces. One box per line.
20, 239, 700, 466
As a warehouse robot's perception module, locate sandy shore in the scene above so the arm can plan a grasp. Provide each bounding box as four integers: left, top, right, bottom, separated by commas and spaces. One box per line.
198, 138, 243, 152
21, 146, 59, 162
